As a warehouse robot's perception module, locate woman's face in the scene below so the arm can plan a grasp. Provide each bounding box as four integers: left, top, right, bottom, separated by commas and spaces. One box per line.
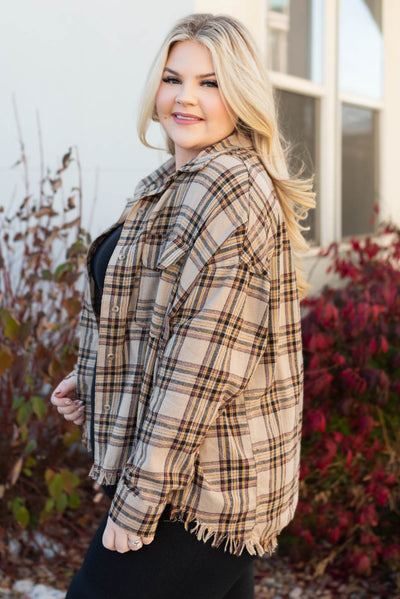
155, 40, 236, 169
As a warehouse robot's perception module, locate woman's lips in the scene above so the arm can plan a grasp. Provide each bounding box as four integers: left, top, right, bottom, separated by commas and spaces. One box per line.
172, 113, 204, 125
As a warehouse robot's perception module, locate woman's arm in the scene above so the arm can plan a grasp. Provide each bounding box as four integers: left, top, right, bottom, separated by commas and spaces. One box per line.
109, 244, 273, 539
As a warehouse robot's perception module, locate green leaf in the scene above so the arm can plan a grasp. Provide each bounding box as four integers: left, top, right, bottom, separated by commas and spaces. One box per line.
25, 374, 34, 389
48, 473, 63, 499
45, 468, 55, 486
63, 427, 80, 447
0, 346, 14, 375
45, 498, 55, 512
0, 309, 20, 341
14, 506, 30, 527
21, 426, 28, 442
60, 469, 80, 493
23, 468, 32, 477
17, 321, 32, 344
41, 269, 52, 280
12, 497, 23, 512
31, 396, 47, 420
68, 491, 81, 509
17, 403, 32, 426
25, 439, 37, 455
12, 396, 25, 410
56, 492, 68, 513
54, 263, 70, 281
25, 456, 36, 468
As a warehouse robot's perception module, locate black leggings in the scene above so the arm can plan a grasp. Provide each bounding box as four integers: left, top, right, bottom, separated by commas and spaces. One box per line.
66, 505, 255, 599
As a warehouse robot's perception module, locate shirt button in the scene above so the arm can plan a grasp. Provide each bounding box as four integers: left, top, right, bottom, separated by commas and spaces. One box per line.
107, 352, 114, 360
104, 404, 111, 411
118, 252, 125, 260
112, 305, 119, 313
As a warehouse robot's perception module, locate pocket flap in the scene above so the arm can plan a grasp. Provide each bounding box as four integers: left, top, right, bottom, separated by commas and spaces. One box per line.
156, 237, 188, 270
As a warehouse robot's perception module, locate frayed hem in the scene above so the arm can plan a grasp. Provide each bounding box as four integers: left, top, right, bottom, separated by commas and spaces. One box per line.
88, 464, 122, 486
168, 508, 277, 558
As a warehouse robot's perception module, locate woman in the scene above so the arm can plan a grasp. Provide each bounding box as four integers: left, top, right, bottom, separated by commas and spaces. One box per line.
51, 13, 315, 599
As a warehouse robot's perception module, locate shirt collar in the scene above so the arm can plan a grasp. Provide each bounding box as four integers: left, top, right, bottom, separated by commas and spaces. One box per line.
133, 132, 253, 201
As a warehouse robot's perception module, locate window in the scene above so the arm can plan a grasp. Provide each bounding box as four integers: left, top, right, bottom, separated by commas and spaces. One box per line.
341, 104, 379, 237
275, 89, 318, 241
267, 0, 384, 243
339, 0, 383, 239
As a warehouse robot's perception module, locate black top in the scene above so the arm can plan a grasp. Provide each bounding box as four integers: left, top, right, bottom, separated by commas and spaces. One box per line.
90, 223, 124, 499
92, 224, 124, 309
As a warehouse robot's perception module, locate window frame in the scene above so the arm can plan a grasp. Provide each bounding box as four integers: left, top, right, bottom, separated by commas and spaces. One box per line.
266, 0, 385, 245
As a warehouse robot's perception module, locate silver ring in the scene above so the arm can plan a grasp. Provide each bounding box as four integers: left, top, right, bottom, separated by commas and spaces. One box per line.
128, 539, 142, 547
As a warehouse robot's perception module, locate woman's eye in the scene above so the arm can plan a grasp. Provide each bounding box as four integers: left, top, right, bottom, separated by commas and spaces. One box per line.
202, 80, 218, 88
162, 77, 180, 84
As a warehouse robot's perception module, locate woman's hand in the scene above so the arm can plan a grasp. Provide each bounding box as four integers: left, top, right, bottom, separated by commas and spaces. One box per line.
102, 516, 154, 553
50, 375, 85, 426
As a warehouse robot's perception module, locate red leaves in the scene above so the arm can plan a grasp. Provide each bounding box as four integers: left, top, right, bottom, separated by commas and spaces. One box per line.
340, 368, 367, 395
352, 551, 372, 576
369, 335, 389, 355
329, 526, 341, 544
306, 409, 326, 433
358, 504, 378, 527
315, 301, 339, 328
355, 412, 377, 435
333, 353, 346, 366
307, 332, 334, 353
370, 304, 386, 323
305, 372, 334, 399
364, 470, 393, 507
295, 225, 400, 580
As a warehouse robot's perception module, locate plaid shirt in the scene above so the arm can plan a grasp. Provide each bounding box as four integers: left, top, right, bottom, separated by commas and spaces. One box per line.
75, 133, 303, 556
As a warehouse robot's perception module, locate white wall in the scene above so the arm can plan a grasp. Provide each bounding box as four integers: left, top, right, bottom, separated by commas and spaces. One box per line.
0, 0, 192, 236
382, 0, 400, 227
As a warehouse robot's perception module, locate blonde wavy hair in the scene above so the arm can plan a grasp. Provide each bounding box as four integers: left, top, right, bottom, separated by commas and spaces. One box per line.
137, 13, 316, 297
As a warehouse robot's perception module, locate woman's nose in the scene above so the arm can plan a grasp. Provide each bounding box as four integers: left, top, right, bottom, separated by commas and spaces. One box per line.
176, 82, 197, 105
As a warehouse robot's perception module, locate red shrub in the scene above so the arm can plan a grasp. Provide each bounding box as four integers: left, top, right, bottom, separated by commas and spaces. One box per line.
282, 225, 400, 582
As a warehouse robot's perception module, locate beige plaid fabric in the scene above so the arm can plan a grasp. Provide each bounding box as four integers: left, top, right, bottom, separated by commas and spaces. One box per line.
75, 133, 303, 556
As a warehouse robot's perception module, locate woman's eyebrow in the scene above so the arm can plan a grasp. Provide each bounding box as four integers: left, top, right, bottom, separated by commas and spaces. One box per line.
163, 67, 216, 78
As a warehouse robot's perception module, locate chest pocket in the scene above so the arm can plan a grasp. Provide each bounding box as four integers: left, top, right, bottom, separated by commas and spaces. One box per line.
134, 236, 188, 330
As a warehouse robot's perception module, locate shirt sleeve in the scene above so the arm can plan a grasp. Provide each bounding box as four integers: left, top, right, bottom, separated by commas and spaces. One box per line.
109, 222, 274, 537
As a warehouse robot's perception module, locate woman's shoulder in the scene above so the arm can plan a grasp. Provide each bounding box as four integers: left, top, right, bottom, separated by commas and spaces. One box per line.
198, 140, 274, 194
206, 144, 283, 237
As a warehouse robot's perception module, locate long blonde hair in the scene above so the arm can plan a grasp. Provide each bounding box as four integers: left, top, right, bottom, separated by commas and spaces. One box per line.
137, 13, 316, 298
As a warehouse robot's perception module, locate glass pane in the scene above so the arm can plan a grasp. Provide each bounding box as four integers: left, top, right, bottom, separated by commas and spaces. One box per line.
269, 0, 290, 11
275, 89, 318, 243
341, 104, 378, 238
339, 0, 383, 99
267, 0, 324, 83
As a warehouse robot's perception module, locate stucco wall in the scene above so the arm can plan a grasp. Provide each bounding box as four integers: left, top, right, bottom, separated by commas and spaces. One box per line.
382, 0, 400, 226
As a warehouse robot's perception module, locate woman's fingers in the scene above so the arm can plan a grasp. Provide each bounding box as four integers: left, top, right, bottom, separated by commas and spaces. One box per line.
128, 535, 143, 551
102, 518, 116, 551
141, 536, 154, 546
62, 405, 85, 422
103, 517, 130, 553
115, 533, 130, 554
57, 401, 83, 415
102, 518, 151, 553
72, 413, 85, 426
51, 377, 77, 405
